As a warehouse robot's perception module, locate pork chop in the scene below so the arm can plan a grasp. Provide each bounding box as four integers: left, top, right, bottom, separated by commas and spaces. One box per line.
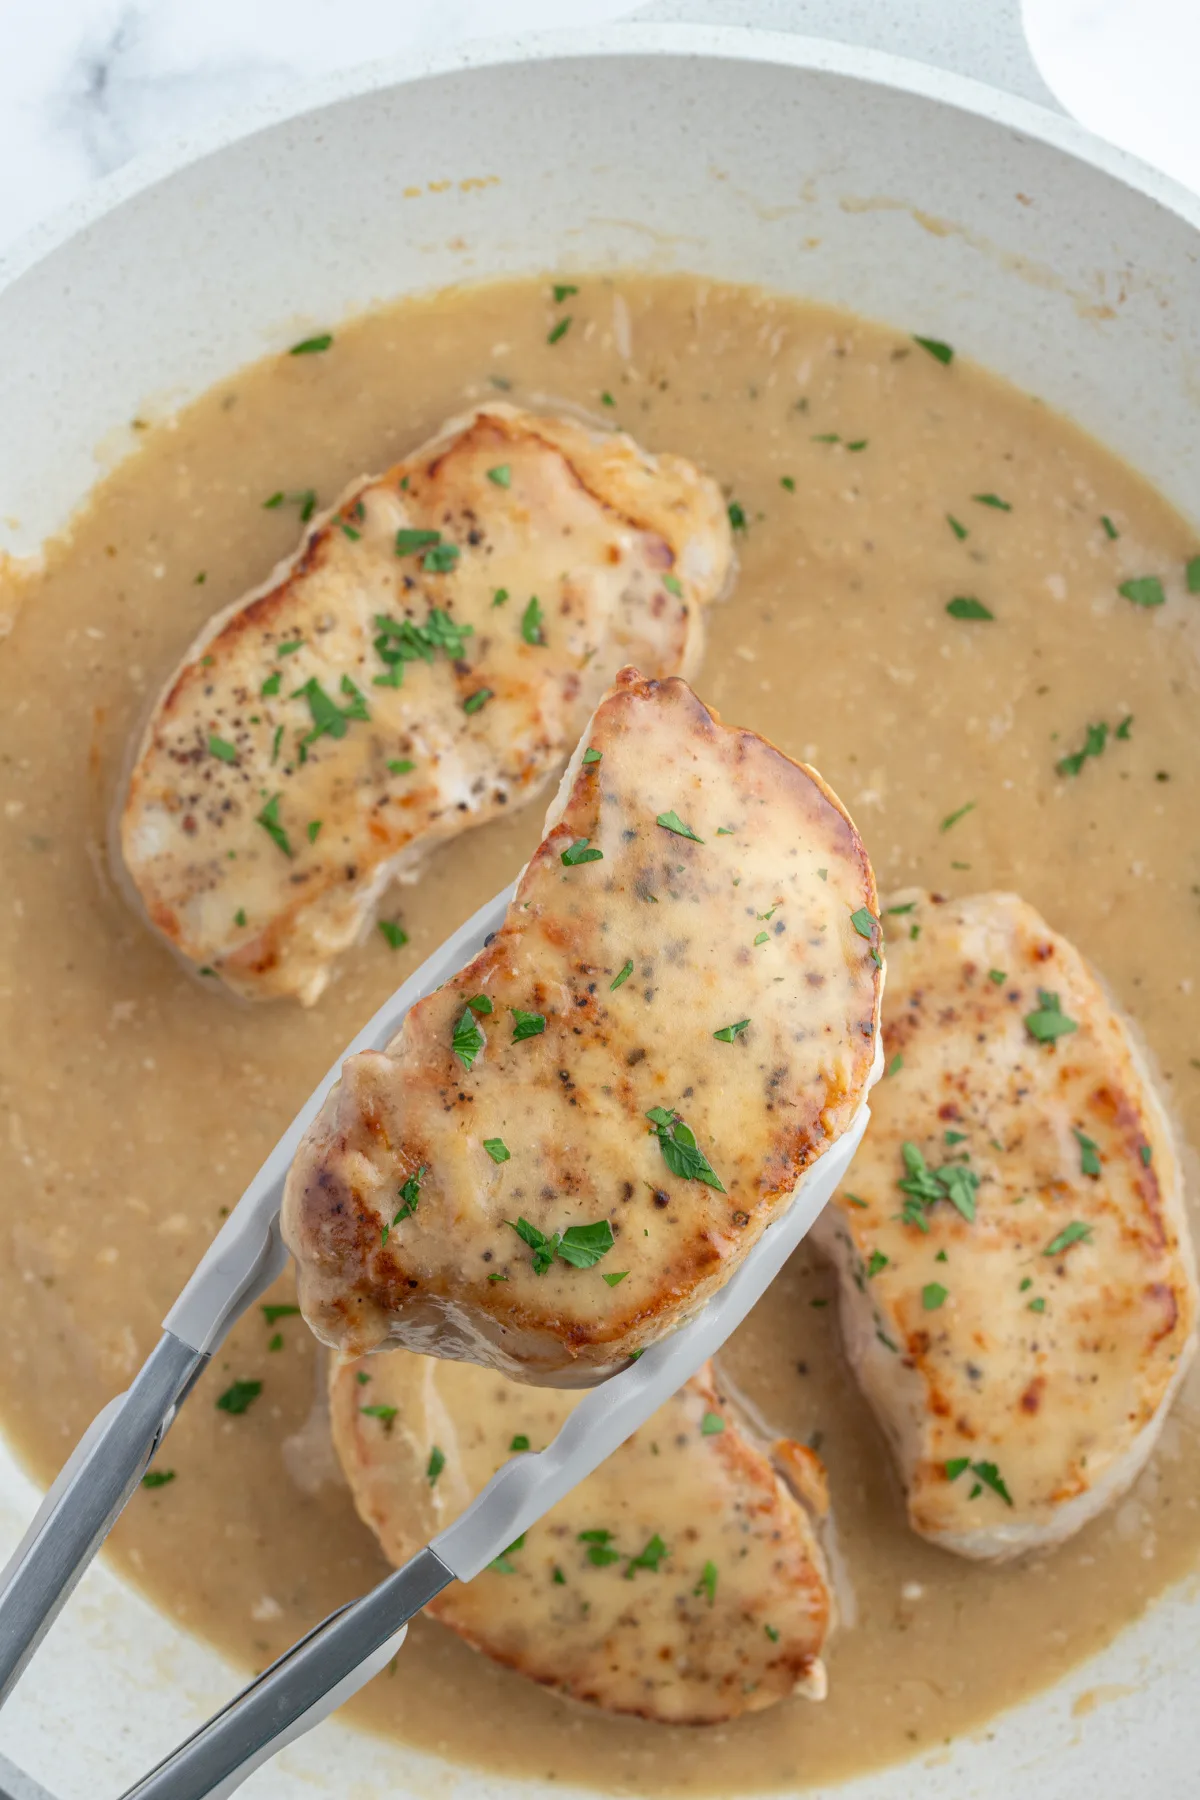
812, 888, 1198, 1560
330, 1352, 834, 1722
119, 404, 732, 1003
283, 668, 881, 1382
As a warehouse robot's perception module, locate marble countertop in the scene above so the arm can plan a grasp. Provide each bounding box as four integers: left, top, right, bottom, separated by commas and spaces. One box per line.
0, 0, 1196, 263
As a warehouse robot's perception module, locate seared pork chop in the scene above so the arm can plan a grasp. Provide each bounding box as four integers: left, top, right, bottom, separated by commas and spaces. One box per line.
119, 405, 731, 1003
330, 1352, 834, 1722
284, 669, 881, 1382
812, 889, 1197, 1560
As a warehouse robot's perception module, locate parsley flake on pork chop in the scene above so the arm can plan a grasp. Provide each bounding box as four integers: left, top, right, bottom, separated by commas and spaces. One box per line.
812, 889, 1197, 1561
283, 668, 881, 1382
330, 1352, 834, 1720
119, 405, 732, 1003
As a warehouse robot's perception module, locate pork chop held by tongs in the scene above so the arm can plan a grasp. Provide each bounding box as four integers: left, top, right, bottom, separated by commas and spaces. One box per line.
283, 668, 882, 1383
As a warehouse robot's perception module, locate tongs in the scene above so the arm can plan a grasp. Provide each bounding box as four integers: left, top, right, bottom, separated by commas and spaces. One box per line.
0, 884, 878, 1799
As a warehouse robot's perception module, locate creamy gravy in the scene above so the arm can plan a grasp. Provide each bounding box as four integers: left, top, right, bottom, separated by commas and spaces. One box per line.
2, 275, 1199, 1793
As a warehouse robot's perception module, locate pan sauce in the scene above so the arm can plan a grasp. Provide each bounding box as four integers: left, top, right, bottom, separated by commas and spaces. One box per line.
1, 274, 1199, 1793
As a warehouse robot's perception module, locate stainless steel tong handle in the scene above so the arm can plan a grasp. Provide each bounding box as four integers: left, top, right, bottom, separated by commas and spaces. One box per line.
0, 1331, 206, 1707
118, 1547, 453, 1800
0, 886, 516, 1727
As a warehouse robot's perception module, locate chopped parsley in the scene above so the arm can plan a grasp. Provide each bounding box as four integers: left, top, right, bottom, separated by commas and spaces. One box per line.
260, 671, 281, 698
278, 639, 304, 656
508, 1216, 615, 1274
582, 747, 603, 765
849, 906, 877, 940
694, 1560, 718, 1606
261, 1303, 300, 1325
1115, 715, 1133, 740
381, 1167, 425, 1247
727, 501, 747, 532
972, 493, 1012, 511
490, 1534, 525, 1573
1119, 575, 1166, 608
547, 317, 572, 345
483, 1137, 510, 1164
913, 335, 954, 364
292, 674, 370, 746
579, 1528, 621, 1567
866, 1249, 889, 1278
988, 969, 1006, 984
947, 514, 968, 540
463, 688, 492, 714
600, 391, 615, 407
558, 1222, 617, 1268
944, 1459, 1012, 1504
552, 283, 578, 303
713, 1019, 751, 1043
646, 1107, 725, 1192
142, 1469, 176, 1489
492, 587, 509, 607
887, 1052, 904, 1076
1073, 1127, 1101, 1176
610, 960, 634, 991
395, 1167, 424, 1224
378, 920, 408, 950
764, 1623, 781, 1643
394, 528, 441, 556
603, 1270, 629, 1286
663, 573, 683, 597
945, 596, 993, 621
626, 1534, 668, 1577
427, 1446, 445, 1485
1187, 555, 1200, 593
487, 464, 511, 487
656, 809, 703, 843
940, 800, 976, 832
897, 1141, 978, 1227
216, 1380, 261, 1416
922, 1282, 948, 1311
1101, 514, 1120, 539
1024, 989, 1078, 1043
511, 1008, 546, 1041
1057, 720, 1108, 778
520, 594, 545, 645
1140, 1143, 1153, 1167
423, 542, 460, 574
780, 476, 796, 492
452, 1008, 486, 1070
289, 333, 332, 355
208, 734, 237, 763
754, 930, 769, 947
387, 758, 415, 775
561, 837, 603, 866
307, 820, 322, 843
510, 1435, 531, 1452
234, 908, 247, 928
700, 1412, 725, 1436
1028, 1296, 1046, 1312
255, 794, 292, 858
1045, 1220, 1093, 1256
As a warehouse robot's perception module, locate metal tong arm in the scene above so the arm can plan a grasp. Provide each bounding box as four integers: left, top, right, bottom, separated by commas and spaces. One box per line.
0, 1331, 206, 1706
120, 1547, 453, 1800
0, 885, 515, 1720
113, 1090, 875, 1798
